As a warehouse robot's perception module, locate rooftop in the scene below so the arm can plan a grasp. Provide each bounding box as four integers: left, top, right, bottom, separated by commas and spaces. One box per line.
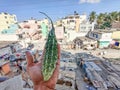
0, 41, 17, 49
74, 36, 97, 42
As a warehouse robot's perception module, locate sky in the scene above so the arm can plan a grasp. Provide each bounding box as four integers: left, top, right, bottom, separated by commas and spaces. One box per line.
0, 0, 120, 22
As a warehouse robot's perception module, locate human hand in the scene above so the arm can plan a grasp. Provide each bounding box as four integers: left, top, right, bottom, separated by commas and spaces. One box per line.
26, 44, 60, 90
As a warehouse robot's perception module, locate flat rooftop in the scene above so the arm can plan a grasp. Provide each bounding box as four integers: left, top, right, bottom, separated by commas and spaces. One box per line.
0, 41, 17, 49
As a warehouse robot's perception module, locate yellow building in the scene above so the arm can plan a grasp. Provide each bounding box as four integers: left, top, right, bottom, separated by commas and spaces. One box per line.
111, 30, 120, 48
0, 12, 17, 32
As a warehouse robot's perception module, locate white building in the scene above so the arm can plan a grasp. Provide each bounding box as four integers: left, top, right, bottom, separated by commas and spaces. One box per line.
65, 30, 85, 42
80, 21, 94, 32
0, 34, 19, 41
59, 14, 87, 32
79, 14, 87, 23
65, 21, 95, 42
87, 30, 113, 48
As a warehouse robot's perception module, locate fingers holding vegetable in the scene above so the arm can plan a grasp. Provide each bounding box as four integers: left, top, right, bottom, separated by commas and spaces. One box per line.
26, 51, 34, 66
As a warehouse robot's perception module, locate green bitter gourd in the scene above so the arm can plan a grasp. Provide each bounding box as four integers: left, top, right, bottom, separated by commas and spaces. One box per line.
39, 12, 58, 81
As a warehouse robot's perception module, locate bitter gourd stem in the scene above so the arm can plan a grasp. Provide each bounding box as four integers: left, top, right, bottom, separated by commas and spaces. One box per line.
39, 11, 54, 30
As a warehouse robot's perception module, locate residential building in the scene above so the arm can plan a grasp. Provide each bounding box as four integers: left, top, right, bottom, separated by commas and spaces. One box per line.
57, 13, 87, 32
17, 18, 49, 40
39, 18, 49, 26
65, 30, 85, 42
1, 24, 19, 34
0, 12, 17, 32
0, 34, 19, 41
111, 30, 120, 48
79, 14, 87, 23
18, 19, 41, 32
79, 21, 94, 32
64, 21, 94, 42
55, 26, 64, 40
55, 19, 62, 26
55, 14, 94, 42
112, 22, 120, 29
87, 30, 113, 48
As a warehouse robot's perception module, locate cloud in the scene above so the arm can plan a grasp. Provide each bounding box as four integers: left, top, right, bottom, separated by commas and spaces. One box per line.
79, 0, 101, 3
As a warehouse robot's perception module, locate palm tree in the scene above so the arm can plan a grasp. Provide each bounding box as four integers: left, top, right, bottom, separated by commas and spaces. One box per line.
116, 11, 120, 22
104, 14, 112, 23
97, 13, 105, 27
110, 11, 118, 22
89, 11, 97, 23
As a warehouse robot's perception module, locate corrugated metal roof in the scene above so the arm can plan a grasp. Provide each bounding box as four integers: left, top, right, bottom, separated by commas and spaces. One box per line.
85, 62, 102, 71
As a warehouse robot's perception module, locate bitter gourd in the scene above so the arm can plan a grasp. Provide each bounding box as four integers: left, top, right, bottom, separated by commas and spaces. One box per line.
39, 12, 58, 81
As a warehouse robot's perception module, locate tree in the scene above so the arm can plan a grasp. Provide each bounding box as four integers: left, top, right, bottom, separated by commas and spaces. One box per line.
104, 14, 112, 23
97, 13, 105, 27
89, 11, 96, 23
91, 11, 120, 29
110, 11, 118, 22
116, 11, 120, 21
103, 21, 112, 29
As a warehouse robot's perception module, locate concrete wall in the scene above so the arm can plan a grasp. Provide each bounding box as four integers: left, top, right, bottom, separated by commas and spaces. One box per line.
66, 30, 87, 42
0, 34, 19, 41
101, 33, 112, 41
88, 31, 112, 48
112, 31, 120, 39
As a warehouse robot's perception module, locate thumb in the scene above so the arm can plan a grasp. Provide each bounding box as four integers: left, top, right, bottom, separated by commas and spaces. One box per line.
26, 51, 34, 66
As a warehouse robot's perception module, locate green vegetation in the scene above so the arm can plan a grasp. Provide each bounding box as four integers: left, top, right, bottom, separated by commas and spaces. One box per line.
89, 11, 120, 29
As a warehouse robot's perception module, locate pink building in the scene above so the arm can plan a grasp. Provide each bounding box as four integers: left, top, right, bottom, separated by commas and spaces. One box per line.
19, 19, 40, 34
18, 19, 42, 40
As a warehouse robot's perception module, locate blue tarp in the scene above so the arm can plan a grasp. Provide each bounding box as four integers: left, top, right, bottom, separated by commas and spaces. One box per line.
83, 62, 102, 71
115, 42, 119, 46
0, 77, 9, 82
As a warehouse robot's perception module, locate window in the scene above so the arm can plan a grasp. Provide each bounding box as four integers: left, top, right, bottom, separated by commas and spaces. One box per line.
68, 33, 70, 38
88, 26, 92, 29
23, 21, 28, 22
6, 21, 9, 24
96, 34, 98, 38
70, 20, 74, 22
38, 25, 41, 29
14, 17, 17, 21
5, 16, 7, 19
84, 27, 86, 29
35, 21, 37, 23
81, 27, 86, 30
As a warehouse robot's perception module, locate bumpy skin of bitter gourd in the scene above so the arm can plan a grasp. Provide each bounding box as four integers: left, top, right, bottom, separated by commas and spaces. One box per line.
39, 12, 58, 81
